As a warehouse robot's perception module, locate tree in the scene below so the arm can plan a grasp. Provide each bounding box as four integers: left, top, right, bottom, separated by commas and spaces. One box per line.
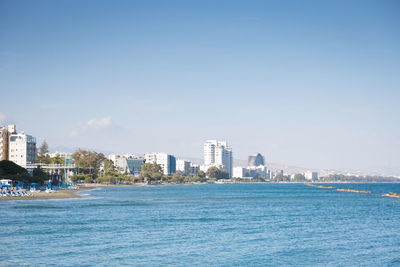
0, 160, 28, 176
36, 141, 50, 164
206, 166, 220, 179
219, 169, 229, 179
139, 163, 163, 181
198, 170, 206, 178
172, 173, 185, 183
71, 149, 105, 176
31, 166, 50, 184
293, 173, 305, 182
48, 155, 64, 165
103, 159, 115, 175
0, 160, 30, 183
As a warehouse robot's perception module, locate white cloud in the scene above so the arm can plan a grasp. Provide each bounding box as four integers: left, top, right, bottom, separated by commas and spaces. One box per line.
0, 113, 5, 123
69, 116, 112, 137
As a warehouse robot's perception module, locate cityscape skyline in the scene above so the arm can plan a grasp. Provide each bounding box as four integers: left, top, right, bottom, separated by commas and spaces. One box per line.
1, 1, 399, 175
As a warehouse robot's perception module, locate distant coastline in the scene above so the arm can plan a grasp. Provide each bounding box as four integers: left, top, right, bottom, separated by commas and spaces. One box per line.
2, 182, 400, 201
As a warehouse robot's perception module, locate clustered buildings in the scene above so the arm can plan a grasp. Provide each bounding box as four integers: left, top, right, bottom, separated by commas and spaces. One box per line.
0, 124, 319, 180
0, 124, 36, 167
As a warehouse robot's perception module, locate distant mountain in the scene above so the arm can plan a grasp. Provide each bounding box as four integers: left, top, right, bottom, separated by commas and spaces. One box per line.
49, 146, 113, 155
181, 156, 399, 178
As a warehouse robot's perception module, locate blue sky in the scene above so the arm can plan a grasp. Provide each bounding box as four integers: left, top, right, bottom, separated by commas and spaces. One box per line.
1, 0, 399, 175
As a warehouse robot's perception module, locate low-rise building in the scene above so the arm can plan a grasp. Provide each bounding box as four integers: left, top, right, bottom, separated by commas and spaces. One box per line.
233, 165, 268, 179
176, 159, 191, 175
145, 152, 176, 175
116, 157, 145, 176
189, 163, 200, 176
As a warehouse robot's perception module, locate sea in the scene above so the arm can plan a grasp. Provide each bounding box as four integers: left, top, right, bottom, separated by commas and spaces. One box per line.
1, 183, 400, 266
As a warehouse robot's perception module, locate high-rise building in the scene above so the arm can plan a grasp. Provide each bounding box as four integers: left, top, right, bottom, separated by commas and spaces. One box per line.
0, 128, 9, 161
203, 140, 233, 178
0, 124, 16, 161
248, 153, 265, 167
9, 131, 36, 166
145, 152, 176, 175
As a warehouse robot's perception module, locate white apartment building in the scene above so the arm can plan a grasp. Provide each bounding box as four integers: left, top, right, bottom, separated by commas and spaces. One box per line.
176, 159, 191, 175
189, 163, 200, 176
145, 152, 176, 175
233, 167, 247, 178
108, 153, 137, 165
204, 140, 233, 178
9, 131, 36, 166
305, 171, 318, 181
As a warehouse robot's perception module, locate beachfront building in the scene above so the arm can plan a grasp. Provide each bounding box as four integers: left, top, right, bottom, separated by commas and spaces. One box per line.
305, 171, 318, 181
116, 157, 145, 176
9, 131, 37, 167
0, 127, 9, 161
189, 163, 200, 176
204, 140, 233, 178
108, 153, 137, 165
145, 152, 176, 175
0, 124, 16, 161
233, 165, 268, 179
248, 153, 265, 167
176, 159, 191, 175
233, 167, 247, 178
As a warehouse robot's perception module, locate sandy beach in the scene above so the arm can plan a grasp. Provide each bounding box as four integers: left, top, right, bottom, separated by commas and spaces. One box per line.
0, 187, 96, 201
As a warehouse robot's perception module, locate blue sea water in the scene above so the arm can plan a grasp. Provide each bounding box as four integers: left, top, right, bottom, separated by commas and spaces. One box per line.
1, 183, 400, 266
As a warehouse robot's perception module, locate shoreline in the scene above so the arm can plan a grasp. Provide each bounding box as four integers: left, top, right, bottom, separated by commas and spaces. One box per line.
0, 186, 97, 201
2, 182, 399, 201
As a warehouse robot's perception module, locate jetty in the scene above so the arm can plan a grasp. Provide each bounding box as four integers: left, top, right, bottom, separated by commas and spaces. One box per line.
336, 188, 371, 194
382, 192, 400, 199
305, 183, 335, 189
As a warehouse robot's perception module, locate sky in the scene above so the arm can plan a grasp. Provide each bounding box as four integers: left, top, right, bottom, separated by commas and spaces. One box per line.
0, 0, 399, 175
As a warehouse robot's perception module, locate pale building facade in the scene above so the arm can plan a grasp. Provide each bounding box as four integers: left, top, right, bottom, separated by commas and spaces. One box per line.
203, 140, 233, 177
233, 165, 268, 179
248, 153, 265, 167
145, 152, 176, 175
0, 124, 16, 161
305, 171, 318, 181
176, 159, 191, 175
9, 132, 36, 166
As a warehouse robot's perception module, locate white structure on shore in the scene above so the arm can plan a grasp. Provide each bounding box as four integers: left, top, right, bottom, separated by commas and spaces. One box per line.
108, 153, 137, 165
176, 159, 191, 175
204, 140, 233, 178
107, 153, 146, 176
145, 152, 176, 175
233, 165, 268, 179
305, 171, 318, 181
46, 152, 71, 158
189, 163, 200, 176
9, 131, 36, 166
